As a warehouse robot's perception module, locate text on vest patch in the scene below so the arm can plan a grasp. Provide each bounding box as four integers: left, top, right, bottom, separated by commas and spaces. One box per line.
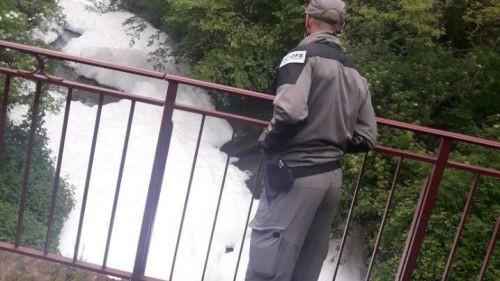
280, 51, 307, 68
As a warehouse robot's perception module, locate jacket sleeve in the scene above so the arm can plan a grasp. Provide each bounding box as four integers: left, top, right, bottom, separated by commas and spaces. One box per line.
259, 51, 313, 151
346, 89, 378, 153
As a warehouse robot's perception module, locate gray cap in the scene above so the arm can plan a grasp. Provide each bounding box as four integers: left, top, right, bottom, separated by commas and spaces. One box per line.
305, 0, 347, 24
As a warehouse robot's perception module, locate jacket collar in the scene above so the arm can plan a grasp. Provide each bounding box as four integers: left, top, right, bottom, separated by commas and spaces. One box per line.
299, 31, 344, 50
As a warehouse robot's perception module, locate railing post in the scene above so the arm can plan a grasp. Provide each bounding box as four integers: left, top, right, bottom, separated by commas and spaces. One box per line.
0, 75, 11, 153
441, 174, 480, 280
477, 216, 499, 281
396, 138, 453, 281
131, 81, 178, 281
15, 80, 43, 247
333, 152, 369, 281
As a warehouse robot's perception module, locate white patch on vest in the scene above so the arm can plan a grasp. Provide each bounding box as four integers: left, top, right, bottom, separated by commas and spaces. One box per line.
280, 50, 307, 68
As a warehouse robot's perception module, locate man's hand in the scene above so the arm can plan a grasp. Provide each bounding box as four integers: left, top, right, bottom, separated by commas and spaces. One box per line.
345, 132, 374, 153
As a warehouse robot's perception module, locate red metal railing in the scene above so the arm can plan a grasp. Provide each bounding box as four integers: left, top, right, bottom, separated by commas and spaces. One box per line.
0, 39, 498, 281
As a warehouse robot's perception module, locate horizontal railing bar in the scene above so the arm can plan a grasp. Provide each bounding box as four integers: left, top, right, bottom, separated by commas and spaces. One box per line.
377, 118, 500, 150
1, 65, 496, 178
0, 40, 165, 80
0, 67, 164, 106
374, 146, 437, 164
374, 146, 500, 179
0, 40, 274, 101
157, 109, 496, 179
447, 161, 500, 179
165, 74, 275, 101
188, 108, 500, 156
1, 40, 499, 149
0, 241, 133, 280
142, 276, 167, 281
174, 103, 269, 127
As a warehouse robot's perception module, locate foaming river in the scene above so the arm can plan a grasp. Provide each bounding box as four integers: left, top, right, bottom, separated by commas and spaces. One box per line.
22, 0, 366, 279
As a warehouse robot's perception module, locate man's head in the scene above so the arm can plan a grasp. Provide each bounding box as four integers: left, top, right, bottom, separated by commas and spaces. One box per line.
305, 0, 347, 35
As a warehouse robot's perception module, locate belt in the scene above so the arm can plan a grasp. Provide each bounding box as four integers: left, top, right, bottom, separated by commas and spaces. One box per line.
291, 161, 341, 179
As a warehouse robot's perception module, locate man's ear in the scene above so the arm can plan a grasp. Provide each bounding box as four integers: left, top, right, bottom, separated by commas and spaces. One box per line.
337, 23, 346, 34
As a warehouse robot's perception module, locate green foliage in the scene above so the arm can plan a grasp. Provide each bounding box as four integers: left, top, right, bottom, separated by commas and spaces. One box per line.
0, 113, 74, 252
116, 0, 307, 115
0, 0, 74, 253
338, 2, 500, 278
345, 0, 500, 135
1, 0, 63, 67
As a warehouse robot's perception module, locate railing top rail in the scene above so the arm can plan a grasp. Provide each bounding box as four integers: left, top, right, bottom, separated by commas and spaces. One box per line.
0, 39, 165, 79
0, 40, 274, 101
1, 39, 499, 150
0, 67, 164, 106
377, 117, 500, 150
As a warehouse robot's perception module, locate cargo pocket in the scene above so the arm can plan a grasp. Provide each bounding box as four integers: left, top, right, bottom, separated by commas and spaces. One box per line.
248, 223, 286, 278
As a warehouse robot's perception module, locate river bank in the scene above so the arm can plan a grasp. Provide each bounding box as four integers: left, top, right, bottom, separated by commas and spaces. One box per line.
0, 252, 123, 281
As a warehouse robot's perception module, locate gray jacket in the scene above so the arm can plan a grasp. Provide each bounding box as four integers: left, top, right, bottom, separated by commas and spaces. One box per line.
259, 31, 377, 167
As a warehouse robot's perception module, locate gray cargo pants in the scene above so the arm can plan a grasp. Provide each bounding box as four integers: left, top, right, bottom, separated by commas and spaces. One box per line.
245, 168, 342, 281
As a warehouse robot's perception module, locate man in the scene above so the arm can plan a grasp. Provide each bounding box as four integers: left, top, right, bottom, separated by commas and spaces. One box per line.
245, 0, 377, 280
